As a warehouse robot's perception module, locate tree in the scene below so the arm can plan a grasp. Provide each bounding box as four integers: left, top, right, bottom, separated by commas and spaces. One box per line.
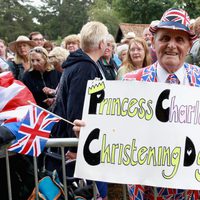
112, 0, 176, 24
0, 0, 39, 42
87, 0, 120, 36
175, 0, 200, 19
37, 0, 93, 40
112, 0, 200, 24
1, 0, 200, 43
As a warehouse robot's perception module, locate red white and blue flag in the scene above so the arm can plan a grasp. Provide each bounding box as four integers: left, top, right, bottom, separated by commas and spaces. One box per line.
5, 106, 60, 157
0, 71, 36, 122
0, 71, 60, 156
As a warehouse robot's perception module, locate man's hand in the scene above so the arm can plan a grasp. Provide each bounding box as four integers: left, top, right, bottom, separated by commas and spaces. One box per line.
65, 150, 77, 160
72, 119, 86, 138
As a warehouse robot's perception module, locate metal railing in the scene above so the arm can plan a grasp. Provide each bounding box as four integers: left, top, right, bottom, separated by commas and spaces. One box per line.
3, 138, 127, 200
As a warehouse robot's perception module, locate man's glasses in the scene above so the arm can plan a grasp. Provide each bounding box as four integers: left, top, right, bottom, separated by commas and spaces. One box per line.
32, 38, 44, 42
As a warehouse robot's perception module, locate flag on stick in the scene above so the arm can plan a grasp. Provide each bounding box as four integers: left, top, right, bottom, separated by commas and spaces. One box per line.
5, 105, 60, 157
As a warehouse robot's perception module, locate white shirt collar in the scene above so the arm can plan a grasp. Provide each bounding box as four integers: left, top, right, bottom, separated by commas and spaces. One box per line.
157, 63, 189, 85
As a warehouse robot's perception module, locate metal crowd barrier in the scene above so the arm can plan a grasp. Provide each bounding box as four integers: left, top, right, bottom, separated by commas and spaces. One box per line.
4, 138, 128, 200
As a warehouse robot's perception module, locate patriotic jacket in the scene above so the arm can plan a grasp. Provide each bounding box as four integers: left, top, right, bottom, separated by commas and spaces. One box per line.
124, 62, 200, 87
124, 62, 200, 200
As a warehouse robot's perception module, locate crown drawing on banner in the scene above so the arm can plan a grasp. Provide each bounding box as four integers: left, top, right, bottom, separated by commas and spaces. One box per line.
88, 81, 105, 94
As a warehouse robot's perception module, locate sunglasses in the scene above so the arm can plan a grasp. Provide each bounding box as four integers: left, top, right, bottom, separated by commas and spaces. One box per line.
30, 47, 48, 57
48, 55, 56, 59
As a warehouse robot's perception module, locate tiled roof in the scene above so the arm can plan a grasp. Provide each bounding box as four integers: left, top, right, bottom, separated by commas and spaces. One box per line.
115, 23, 149, 43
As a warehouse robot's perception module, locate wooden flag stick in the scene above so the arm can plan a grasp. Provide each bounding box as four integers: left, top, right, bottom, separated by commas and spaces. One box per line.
28, 101, 75, 126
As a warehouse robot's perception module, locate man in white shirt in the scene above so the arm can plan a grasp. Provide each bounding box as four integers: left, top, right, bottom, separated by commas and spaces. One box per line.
73, 7, 200, 199
122, 7, 200, 199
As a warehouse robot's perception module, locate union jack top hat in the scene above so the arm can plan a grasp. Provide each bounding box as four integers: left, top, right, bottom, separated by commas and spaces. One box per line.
149, 8, 196, 40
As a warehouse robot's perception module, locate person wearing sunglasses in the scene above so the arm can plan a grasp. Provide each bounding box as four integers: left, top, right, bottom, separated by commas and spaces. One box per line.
22, 47, 61, 109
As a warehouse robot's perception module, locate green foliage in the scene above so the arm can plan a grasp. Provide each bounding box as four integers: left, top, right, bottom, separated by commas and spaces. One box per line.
37, 0, 93, 41
0, 0, 37, 42
112, 0, 176, 23
181, 0, 200, 19
112, 0, 200, 24
1, 0, 200, 43
87, 0, 120, 36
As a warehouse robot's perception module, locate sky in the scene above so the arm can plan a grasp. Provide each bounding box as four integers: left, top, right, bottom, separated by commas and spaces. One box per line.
20, 0, 45, 7
30, 0, 44, 6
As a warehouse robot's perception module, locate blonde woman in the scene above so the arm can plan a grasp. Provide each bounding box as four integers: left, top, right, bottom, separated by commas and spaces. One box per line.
116, 37, 152, 80
48, 46, 69, 72
22, 47, 61, 109
42, 47, 70, 106
8, 35, 36, 80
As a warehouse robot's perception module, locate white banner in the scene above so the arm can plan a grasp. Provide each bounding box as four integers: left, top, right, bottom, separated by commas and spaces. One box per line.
75, 80, 200, 190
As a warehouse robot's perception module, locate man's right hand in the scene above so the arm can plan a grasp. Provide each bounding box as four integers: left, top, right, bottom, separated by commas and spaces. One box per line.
72, 119, 86, 138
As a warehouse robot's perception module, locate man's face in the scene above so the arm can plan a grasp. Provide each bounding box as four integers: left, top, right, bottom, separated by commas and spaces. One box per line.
143, 28, 152, 47
152, 29, 192, 73
31, 34, 45, 47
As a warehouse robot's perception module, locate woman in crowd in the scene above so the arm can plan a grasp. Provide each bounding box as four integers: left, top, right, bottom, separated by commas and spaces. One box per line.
0, 39, 10, 72
23, 46, 61, 109
43, 40, 54, 53
116, 44, 129, 62
62, 34, 80, 53
48, 46, 69, 72
42, 46, 69, 106
97, 34, 118, 80
116, 37, 152, 80
8, 35, 36, 80
0, 39, 7, 60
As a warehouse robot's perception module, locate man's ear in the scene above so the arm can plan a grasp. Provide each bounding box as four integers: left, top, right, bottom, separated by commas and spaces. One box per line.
99, 40, 105, 49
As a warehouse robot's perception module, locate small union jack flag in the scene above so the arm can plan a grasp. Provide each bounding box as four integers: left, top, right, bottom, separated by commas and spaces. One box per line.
161, 8, 190, 29
6, 106, 60, 157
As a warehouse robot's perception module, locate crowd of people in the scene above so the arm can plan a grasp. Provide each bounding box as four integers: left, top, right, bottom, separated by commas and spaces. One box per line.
1, 6, 200, 200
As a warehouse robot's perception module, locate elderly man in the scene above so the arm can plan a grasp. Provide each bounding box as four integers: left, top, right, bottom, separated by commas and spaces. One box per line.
73, 8, 200, 200
52, 21, 108, 141
123, 7, 200, 199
